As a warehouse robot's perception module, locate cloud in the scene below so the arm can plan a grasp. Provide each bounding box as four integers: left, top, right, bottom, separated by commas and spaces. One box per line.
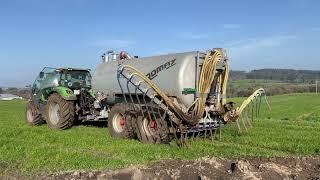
90, 39, 136, 49
178, 32, 208, 40
226, 35, 296, 52
311, 27, 320, 31
222, 24, 241, 29
225, 35, 298, 70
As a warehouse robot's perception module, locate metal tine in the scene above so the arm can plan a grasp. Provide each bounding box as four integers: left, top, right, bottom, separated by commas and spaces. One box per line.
255, 96, 258, 118
191, 131, 195, 141
258, 95, 262, 115
209, 118, 214, 141
236, 118, 241, 133
218, 120, 222, 140
241, 112, 248, 132
177, 125, 183, 147
244, 109, 252, 128
117, 70, 128, 104
203, 114, 207, 139
126, 75, 136, 105
196, 126, 201, 139
176, 128, 182, 147
165, 108, 178, 140
179, 125, 186, 147
264, 94, 271, 111
251, 100, 254, 122
183, 132, 189, 147
184, 128, 189, 147
213, 118, 218, 139
134, 81, 144, 115
168, 108, 179, 144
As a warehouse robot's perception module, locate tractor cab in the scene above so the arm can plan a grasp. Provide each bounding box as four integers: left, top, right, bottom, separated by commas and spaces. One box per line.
33, 67, 91, 91
31, 67, 91, 104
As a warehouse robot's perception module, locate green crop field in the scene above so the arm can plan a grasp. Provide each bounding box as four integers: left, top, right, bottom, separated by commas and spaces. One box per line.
1, 93, 320, 176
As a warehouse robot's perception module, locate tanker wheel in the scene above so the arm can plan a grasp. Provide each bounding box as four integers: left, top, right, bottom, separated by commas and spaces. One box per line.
135, 115, 170, 144
108, 103, 136, 139
46, 93, 75, 130
25, 101, 45, 125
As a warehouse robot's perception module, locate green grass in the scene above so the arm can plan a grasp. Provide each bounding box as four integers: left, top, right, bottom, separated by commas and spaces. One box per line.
1, 94, 320, 175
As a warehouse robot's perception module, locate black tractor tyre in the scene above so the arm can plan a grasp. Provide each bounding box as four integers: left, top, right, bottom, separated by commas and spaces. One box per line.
108, 103, 136, 139
46, 93, 75, 130
134, 114, 170, 144
25, 101, 45, 125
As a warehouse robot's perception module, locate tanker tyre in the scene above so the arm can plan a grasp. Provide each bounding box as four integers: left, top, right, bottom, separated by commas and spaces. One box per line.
46, 93, 75, 130
25, 101, 45, 125
108, 103, 136, 139
135, 115, 170, 144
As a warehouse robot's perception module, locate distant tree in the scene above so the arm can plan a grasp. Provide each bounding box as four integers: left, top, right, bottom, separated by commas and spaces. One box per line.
6, 88, 18, 95
0, 88, 3, 94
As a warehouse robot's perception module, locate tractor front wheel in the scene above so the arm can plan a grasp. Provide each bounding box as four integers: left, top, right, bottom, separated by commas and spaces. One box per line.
46, 93, 75, 129
25, 101, 45, 125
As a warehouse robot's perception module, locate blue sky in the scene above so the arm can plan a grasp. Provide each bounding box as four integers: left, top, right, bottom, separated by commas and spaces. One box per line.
0, 0, 319, 87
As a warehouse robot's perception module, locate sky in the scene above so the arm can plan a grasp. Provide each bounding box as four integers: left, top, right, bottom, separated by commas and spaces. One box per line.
0, 0, 320, 87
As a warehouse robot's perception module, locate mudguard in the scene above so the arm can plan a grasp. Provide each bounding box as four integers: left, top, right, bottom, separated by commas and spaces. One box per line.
53, 86, 77, 100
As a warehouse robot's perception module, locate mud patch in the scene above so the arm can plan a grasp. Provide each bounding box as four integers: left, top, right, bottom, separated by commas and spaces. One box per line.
28, 157, 320, 179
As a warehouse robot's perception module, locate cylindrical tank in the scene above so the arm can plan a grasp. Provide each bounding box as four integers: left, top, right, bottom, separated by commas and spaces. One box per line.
92, 51, 205, 108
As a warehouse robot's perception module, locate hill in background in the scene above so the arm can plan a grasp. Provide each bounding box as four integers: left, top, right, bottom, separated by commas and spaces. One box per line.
228, 69, 319, 97
230, 69, 320, 83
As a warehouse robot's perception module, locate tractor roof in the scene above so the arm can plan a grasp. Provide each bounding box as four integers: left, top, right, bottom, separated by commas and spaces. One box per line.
57, 67, 91, 71
44, 67, 91, 72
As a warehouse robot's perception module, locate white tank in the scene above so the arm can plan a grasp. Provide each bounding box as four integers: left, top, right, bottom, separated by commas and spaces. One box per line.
92, 51, 205, 107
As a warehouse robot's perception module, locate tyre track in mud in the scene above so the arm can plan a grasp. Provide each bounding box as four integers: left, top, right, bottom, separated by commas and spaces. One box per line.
27, 156, 320, 180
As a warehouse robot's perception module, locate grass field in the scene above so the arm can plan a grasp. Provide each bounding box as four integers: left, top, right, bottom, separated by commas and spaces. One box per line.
1, 93, 320, 175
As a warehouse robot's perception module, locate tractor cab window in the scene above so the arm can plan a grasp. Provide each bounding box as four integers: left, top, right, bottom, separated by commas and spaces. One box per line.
60, 70, 91, 89
32, 67, 59, 93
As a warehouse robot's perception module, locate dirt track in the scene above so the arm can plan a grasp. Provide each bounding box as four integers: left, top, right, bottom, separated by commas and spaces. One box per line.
1, 157, 319, 180
33, 157, 319, 180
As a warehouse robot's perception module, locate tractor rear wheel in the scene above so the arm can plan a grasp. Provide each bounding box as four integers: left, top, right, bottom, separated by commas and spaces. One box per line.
108, 103, 136, 139
25, 101, 45, 125
46, 93, 75, 129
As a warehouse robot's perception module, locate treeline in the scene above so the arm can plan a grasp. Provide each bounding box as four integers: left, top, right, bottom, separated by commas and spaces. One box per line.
227, 83, 316, 97
230, 69, 320, 83
0, 87, 31, 99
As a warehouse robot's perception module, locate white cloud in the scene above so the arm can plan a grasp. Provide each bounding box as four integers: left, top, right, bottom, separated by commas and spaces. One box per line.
222, 24, 241, 29
227, 35, 296, 52
225, 35, 298, 70
311, 27, 320, 31
178, 32, 208, 40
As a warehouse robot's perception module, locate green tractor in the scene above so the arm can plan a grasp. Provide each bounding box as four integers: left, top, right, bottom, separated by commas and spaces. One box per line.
26, 67, 107, 129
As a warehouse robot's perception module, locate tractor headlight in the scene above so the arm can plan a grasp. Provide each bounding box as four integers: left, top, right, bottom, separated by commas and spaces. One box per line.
66, 89, 73, 95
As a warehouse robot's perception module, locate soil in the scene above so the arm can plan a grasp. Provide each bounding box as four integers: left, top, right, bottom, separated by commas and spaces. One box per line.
2, 157, 320, 180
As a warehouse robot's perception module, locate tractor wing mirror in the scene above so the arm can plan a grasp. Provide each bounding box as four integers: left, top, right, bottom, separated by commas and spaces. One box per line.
39, 72, 44, 79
